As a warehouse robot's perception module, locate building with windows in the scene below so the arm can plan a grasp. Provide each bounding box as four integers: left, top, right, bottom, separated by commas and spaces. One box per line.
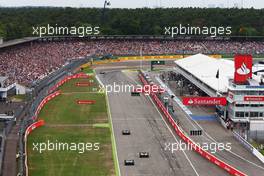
174, 54, 264, 134
0, 76, 16, 100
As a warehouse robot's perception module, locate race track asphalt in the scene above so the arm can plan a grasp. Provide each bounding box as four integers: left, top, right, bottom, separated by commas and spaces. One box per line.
97, 69, 228, 176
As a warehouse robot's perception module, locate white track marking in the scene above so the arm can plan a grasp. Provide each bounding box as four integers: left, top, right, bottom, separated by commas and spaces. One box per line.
157, 75, 264, 170
147, 95, 200, 176
124, 71, 200, 176
96, 74, 121, 176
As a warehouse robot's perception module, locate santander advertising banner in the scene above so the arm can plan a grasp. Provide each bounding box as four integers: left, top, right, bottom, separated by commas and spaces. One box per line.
244, 96, 264, 102
234, 54, 253, 84
182, 97, 227, 106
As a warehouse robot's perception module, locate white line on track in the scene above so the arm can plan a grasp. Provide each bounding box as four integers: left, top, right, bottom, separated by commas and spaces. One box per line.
158, 76, 264, 170
147, 95, 200, 176
124, 71, 200, 176
129, 70, 264, 172
96, 74, 122, 176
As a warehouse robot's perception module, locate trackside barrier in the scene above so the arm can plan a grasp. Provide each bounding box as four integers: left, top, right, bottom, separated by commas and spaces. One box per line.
24, 120, 45, 176
25, 90, 61, 175
119, 55, 182, 61
138, 73, 246, 176
34, 90, 61, 119
233, 131, 264, 163
92, 59, 121, 65
118, 54, 222, 61
48, 72, 90, 93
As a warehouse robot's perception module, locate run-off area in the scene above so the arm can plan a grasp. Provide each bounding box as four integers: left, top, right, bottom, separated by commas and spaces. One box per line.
27, 71, 116, 176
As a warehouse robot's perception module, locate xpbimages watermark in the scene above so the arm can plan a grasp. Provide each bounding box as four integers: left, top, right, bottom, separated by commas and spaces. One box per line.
164, 24, 232, 38
164, 141, 232, 154
98, 82, 165, 94
32, 140, 100, 154
32, 24, 100, 37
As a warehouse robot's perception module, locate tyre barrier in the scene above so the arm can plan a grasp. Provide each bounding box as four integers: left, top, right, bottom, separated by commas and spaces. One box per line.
24, 120, 45, 176
25, 90, 61, 175
48, 72, 90, 93
138, 73, 246, 176
35, 90, 61, 119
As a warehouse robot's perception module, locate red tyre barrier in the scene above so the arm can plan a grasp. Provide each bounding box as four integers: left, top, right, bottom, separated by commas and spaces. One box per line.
138, 73, 246, 176
25, 85, 62, 175
24, 120, 45, 176
25, 90, 61, 175
35, 90, 61, 118
48, 73, 90, 93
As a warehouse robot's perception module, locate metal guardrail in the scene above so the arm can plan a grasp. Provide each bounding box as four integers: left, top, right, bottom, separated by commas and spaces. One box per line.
139, 71, 246, 176
233, 131, 254, 152
249, 130, 264, 141
15, 57, 91, 176
233, 131, 264, 164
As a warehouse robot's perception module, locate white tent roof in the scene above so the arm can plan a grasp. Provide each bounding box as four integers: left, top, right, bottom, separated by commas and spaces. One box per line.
175, 54, 234, 93
253, 63, 264, 73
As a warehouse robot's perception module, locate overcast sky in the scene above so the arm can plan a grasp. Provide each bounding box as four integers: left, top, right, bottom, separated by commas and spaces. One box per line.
0, 0, 263, 9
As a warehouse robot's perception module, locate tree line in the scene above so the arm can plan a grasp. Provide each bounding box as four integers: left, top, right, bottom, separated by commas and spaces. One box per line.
0, 7, 263, 40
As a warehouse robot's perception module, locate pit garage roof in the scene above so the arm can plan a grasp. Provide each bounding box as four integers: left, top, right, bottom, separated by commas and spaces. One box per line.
175, 54, 234, 93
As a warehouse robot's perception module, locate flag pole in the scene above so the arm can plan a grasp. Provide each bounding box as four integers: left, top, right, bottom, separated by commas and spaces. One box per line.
216, 68, 220, 96
218, 70, 219, 96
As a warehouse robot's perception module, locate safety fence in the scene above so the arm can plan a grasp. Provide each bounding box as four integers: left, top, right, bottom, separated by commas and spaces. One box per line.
92, 59, 121, 65
24, 90, 61, 176
24, 120, 45, 176
81, 54, 222, 67
119, 54, 222, 61
34, 90, 61, 120
16, 58, 90, 176
24, 72, 91, 175
138, 72, 246, 176
233, 131, 264, 164
48, 72, 90, 93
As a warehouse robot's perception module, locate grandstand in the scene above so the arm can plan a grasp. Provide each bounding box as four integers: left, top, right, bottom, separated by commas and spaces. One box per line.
0, 36, 264, 87
174, 53, 264, 140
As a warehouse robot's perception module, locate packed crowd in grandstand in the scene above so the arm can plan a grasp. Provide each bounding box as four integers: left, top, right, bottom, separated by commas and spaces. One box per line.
0, 39, 264, 86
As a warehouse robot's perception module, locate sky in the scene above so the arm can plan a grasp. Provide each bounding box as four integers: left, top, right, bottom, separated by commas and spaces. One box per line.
0, 0, 263, 9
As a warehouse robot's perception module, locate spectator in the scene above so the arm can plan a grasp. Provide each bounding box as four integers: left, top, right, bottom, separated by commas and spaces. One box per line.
0, 39, 263, 86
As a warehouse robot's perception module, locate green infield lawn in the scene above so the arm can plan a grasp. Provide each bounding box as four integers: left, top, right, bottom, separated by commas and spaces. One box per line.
27, 72, 115, 176
59, 77, 100, 93
28, 127, 113, 176
38, 93, 107, 124
82, 67, 94, 74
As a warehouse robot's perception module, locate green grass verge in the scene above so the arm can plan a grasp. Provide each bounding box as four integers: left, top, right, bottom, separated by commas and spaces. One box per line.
28, 127, 114, 176
38, 93, 107, 124
105, 92, 120, 176
58, 77, 99, 93
27, 72, 115, 176
93, 123, 110, 128
81, 67, 94, 74
251, 141, 264, 155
